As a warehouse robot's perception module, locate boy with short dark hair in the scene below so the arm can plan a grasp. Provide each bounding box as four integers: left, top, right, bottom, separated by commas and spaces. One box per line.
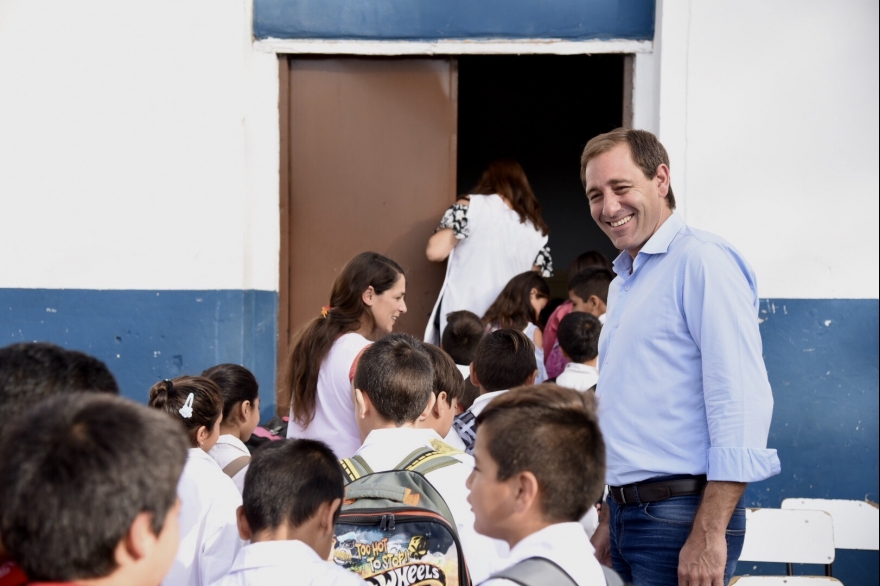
450, 329, 538, 455
213, 439, 365, 585
467, 384, 607, 585
0, 393, 187, 586
441, 310, 485, 377
545, 268, 614, 379
556, 312, 602, 392
420, 344, 466, 442
351, 333, 505, 584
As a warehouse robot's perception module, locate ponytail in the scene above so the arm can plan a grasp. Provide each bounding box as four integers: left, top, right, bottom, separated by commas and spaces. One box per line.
148, 376, 223, 447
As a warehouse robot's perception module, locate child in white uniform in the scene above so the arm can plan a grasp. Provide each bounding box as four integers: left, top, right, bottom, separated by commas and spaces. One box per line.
351, 334, 508, 584
211, 439, 365, 586
451, 329, 539, 454
555, 312, 602, 393
0, 393, 188, 586
203, 364, 261, 493
467, 384, 607, 585
149, 377, 243, 586
420, 344, 465, 446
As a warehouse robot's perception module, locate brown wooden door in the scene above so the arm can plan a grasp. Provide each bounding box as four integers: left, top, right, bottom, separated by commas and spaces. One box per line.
279, 57, 458, 370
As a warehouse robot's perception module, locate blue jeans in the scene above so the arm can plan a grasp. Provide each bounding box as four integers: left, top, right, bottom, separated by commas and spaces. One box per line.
608, 490, 746, 586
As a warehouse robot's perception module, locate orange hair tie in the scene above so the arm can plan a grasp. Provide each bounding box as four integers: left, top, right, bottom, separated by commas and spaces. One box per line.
321, 305, 332, 318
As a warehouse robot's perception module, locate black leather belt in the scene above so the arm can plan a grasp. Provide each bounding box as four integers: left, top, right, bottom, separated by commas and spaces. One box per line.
609, 475, 707, 505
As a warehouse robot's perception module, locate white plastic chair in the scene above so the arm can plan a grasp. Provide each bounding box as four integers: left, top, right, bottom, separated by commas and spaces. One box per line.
730, 577, 842, 585
782, 498, 879, 551
738, 508, 835, 576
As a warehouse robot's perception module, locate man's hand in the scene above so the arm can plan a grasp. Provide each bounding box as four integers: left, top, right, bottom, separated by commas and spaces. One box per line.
591, 501, 612, 566
678, 529, 727, 585
677, 481, 746, 586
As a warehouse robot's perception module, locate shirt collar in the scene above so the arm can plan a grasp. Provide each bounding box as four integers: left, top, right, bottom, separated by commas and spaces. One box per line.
361, 427, 442, 449
508, 522, 595, 561
188, 447, 214, 462
612, 213, 685, 276
470, 390, 507, 413
216, 434, 249, 454
231, 540, 318, 571
564, 363, 599, 375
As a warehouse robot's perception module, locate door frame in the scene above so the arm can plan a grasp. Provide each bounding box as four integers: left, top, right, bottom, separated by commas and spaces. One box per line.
275, 40, 649, 400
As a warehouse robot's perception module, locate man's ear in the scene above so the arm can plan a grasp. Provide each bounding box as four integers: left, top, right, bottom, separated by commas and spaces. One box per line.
236, 506, 252, 541
469, 363, 480, 388
418, 393, 437, 422
431, 391, 448, 417
362, 285, 376, 307
354, 388, 370, 420
525, 370, 538, 386
655, 163, 670, 198
511, 471, 541, 514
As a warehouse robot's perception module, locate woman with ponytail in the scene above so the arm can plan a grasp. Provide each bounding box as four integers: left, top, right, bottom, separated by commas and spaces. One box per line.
282, 251, 407, 458
148, 376, 242, 586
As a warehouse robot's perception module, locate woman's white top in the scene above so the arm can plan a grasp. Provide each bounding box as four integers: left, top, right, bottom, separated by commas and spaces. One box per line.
523, 322, 548, 383
425, 194, 548, 343
208, 434, 250, 494
286, 332, 371, 459
165, 448, 243, 586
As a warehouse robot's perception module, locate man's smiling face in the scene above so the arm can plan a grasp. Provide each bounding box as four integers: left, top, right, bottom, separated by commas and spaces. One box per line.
584, 143, 672, 257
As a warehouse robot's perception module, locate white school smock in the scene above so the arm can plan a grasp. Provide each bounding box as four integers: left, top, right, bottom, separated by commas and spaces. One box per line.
353, 428, 509, 584
287, 332, 371, 459
208, 434, 250, 494
425, 194, 548, 344
556, 363, 600, 393
210, 540, 367, 586
165, 448, 243, 586
481, 523, 606, 586
522, 323, 548, 383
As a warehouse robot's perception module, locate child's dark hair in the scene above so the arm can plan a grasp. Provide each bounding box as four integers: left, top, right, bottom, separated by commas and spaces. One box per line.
441, 310, 484, 365
0, 393, 188, 582
483, 271, 550, 330
201, 363, 259, 424
0, 342, 119, 425
148, 376, 223, 447
472, 329, 537, 392
242, 439, 344, 534
557, 312, 602, 363
476, 384, 606, 522
422, 344, 465, 406
568, 267, 614, 304
569, 250, 612, 273
354, 333, 433, 425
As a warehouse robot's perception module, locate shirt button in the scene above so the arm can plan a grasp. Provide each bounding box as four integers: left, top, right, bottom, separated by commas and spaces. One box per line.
615, 322, 620, 327
625, 285, 630, 291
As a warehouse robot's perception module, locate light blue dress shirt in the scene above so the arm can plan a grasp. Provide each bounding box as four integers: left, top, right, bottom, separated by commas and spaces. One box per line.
597, 213, 781, 486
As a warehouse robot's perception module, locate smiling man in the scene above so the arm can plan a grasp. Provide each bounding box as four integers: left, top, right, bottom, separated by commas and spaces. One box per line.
581, 129, 780, 586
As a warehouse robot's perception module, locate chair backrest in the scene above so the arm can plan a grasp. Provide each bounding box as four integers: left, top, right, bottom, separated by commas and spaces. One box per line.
782, 498, 880, 551
739, 508, 835, 565
730, 577, 842, 585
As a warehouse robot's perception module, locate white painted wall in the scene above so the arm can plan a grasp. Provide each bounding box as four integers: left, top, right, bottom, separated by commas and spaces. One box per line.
647, 0, 879, 299
0, 0, 279, 291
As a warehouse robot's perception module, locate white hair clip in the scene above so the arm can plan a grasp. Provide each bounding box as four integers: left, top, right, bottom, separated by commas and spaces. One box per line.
179, 392, 194, 419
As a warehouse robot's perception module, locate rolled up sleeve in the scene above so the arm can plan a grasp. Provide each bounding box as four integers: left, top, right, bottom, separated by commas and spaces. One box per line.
683, 242, 781, 483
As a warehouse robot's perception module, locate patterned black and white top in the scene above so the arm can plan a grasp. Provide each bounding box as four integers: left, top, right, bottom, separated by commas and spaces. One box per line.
435, 201, 553, 278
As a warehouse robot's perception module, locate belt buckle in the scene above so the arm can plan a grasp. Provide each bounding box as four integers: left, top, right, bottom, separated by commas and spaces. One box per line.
620, 486, 628, 504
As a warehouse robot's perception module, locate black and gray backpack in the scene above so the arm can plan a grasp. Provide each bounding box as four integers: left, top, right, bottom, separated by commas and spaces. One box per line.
333, 445, 472, 586
489, 556, 627, 586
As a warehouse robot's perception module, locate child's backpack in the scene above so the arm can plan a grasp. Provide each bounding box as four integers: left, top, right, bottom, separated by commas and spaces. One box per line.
333, 447, 471, 586
489, 557, 627, 586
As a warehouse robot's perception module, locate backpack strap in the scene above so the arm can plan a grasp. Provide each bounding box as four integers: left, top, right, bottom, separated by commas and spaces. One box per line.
222, 455, 250, 479
488, 557, 577, 586
340, 455, 374, 484
395, 446, 461, 477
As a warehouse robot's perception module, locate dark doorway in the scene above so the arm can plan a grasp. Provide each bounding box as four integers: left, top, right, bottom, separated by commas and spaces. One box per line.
457, 55, 624, 295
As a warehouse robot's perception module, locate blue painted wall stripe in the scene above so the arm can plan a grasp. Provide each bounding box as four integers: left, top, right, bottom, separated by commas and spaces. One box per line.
253, 0, 655, 41
0, 289, 279, 422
